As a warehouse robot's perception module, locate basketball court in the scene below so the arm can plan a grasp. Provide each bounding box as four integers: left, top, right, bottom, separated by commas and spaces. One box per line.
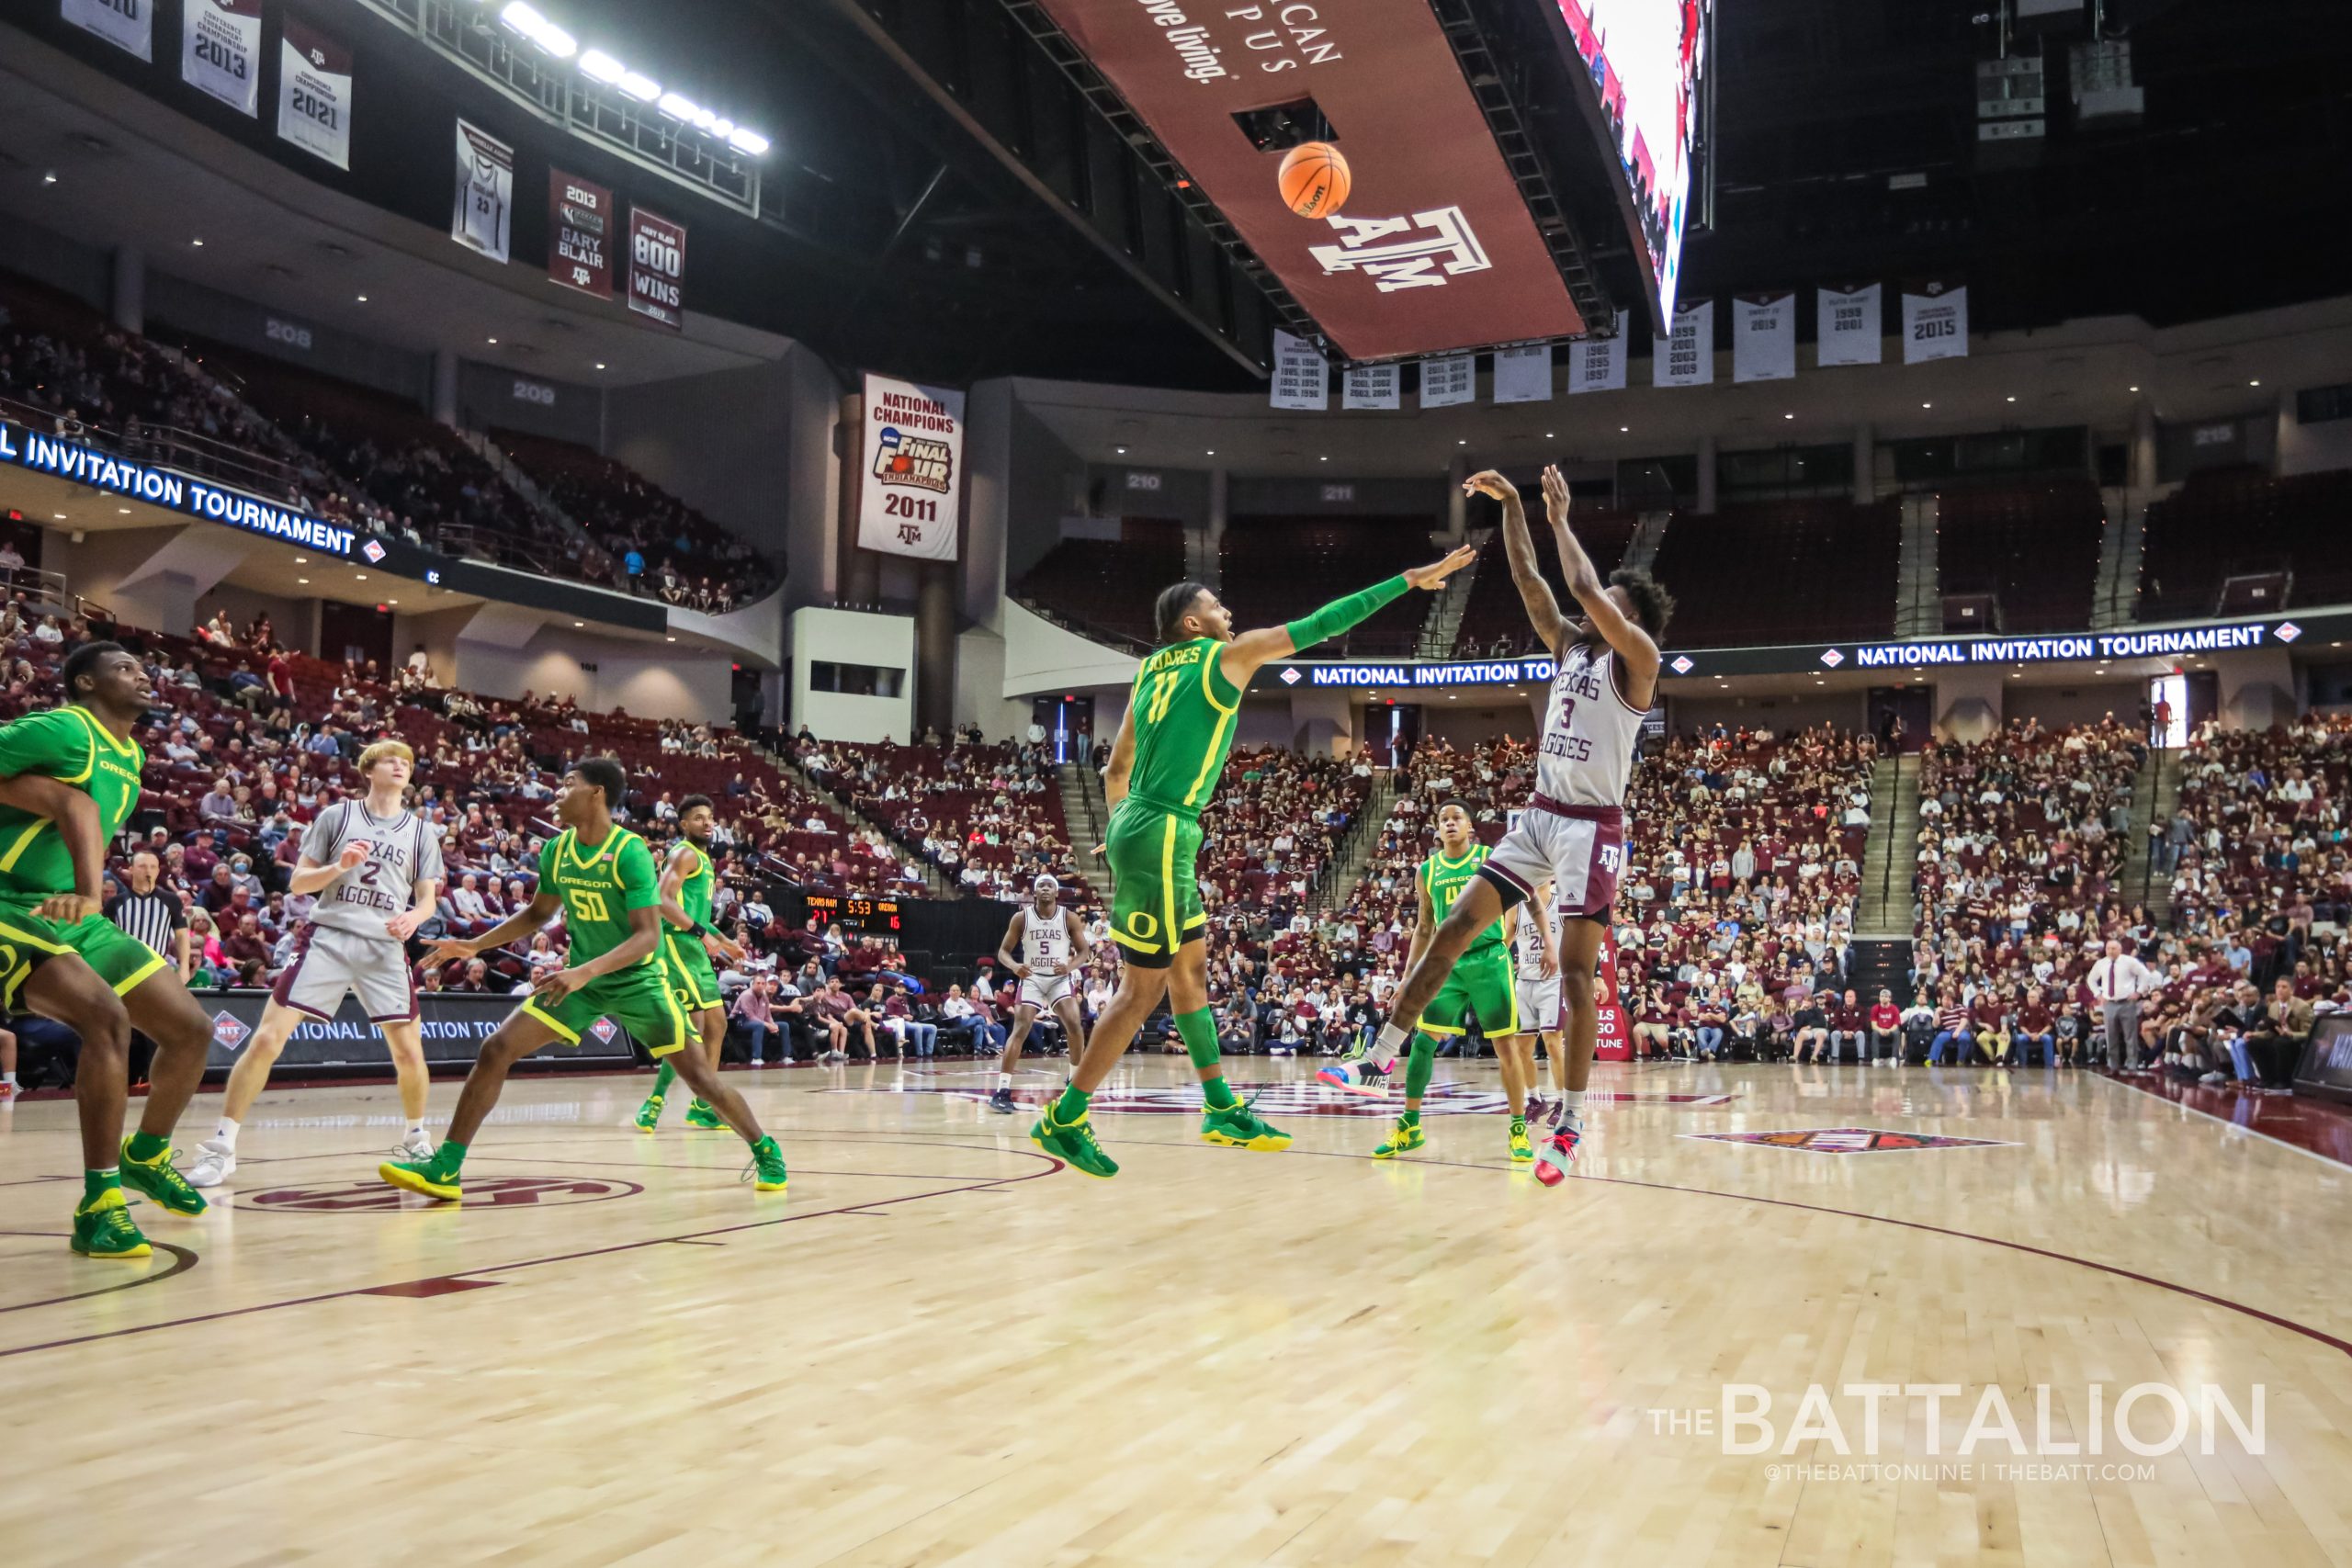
4, 1060, 2343, 1566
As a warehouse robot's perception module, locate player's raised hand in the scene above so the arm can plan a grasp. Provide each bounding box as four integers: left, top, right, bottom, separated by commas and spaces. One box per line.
1541, 464, 1572, 524
420, 937, 475, 971
1404, 544, 1479, 591
1462, 469, 1517, 501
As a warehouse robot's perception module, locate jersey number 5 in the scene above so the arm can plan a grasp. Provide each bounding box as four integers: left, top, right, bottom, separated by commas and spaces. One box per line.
570, 888, 610, 923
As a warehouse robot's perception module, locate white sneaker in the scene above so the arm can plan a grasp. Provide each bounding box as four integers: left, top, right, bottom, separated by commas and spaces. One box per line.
391, 1129, 435, 1162
186, 1138, 237, 1188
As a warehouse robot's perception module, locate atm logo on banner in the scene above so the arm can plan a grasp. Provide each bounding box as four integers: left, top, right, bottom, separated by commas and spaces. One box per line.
1309, 208, 1492, 294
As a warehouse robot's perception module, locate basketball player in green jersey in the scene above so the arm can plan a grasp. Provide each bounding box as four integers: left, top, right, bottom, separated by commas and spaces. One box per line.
386, 759, 786, 1200
635, 794, 746, 1134
0, 641, 218, 1258
1031, 545, 1476, 1178
1367, 801, 1521, 1160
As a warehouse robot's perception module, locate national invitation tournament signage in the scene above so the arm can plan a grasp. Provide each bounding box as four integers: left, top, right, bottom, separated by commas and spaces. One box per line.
857, 373, 964, 561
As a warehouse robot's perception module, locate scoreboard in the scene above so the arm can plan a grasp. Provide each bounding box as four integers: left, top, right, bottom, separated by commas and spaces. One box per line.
793, 892, 904, 935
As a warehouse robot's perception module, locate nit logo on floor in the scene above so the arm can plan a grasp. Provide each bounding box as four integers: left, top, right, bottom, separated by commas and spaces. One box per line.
1687, 1127, 2017, 1155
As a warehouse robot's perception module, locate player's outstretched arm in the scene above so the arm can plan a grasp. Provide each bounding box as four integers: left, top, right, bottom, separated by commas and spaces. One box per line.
1218, 547, 1477, 687
0, 772, 105, 919
1466, 470, 1570, 656
1541, 463, 1660, 699
424, 890, 560, 969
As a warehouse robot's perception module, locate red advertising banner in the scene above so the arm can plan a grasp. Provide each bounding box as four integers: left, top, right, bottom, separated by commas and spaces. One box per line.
1594, 930, 1631, 1061
548, 170, 614, 299
1023, 0, 1583, 362
626, 208, 685, 330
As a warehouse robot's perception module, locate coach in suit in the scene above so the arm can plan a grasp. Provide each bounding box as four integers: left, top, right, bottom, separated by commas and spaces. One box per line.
2087, 939, 2155, 1068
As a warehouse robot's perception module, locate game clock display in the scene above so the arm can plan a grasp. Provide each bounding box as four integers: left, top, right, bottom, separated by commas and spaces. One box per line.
800, 893, 902, 933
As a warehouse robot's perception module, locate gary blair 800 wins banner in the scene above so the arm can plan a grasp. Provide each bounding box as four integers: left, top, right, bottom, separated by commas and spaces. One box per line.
857, 374, 964, 561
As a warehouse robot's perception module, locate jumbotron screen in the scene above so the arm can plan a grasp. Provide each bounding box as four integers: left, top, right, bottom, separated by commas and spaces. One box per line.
1552, 0, 1711, 327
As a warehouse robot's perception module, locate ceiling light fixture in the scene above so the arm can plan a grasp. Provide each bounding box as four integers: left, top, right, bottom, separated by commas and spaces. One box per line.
498, 2, 575, 58
579, 47, 626, 84
594, 362, 606, 370
356, 294, 368, 302
355, 574, 368, 581
191, 238, 204, 247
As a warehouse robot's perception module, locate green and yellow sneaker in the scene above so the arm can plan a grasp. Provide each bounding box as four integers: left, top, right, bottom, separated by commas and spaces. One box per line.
1372, 1117, 1427, 1159
119, 1136, 206, 1216
71, 1188, 151, 1259
634, 1093, 666, 1134
378, 1156, 462, 1202
1031, 1103, 1120, 1179
685, 1100, 728, 1131
746, 1135, 788, 1192
1509, 1118, 1534, 1164
1202, 1100, 1293, 1152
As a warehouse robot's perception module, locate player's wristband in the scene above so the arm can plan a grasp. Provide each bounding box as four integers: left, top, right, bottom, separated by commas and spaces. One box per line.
693, 919, 724, 940
1285, 574, 1408, 651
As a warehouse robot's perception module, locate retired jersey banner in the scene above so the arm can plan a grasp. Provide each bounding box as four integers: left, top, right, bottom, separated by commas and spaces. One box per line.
277, 17, 353, 170
1902, 280, 1969, 364
1419, 354, 1476, 409
1269, 331, 1328, 411
1732, 293, 1796, 383
626, 209, 687, 330
1341, 363, 1399, 411
451, 120, 514, 264
1568, 334, 1626, 394
63, 0, 153, 61
1492, 344, 1554, 404
1652, 299, 1714, 388
181, 0, 262, 116
859, 374, 964, 561
1816, 283, 1883, 367
547, 169, 614, 299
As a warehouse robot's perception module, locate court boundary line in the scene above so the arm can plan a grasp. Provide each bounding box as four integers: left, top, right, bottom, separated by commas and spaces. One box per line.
2092, 1068, 2352, 1171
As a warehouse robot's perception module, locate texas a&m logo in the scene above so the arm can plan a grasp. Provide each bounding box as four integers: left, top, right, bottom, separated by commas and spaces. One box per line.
1308, 207, 1493, 293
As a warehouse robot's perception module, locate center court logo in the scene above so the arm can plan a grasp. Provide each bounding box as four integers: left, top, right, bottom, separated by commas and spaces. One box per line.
1686, 1126, 2015, 1154
247, 1176, 643, 1210
847, 1082, 1736, 1117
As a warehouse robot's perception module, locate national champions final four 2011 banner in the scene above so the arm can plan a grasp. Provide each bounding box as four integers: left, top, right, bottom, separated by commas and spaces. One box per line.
857, 373, 964, 561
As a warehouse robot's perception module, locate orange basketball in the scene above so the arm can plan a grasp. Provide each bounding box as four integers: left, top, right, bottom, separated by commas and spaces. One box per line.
1278, 141, 1350, 219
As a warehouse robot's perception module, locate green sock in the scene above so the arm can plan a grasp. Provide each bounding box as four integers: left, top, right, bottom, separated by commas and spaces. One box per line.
432, 1140, 469, 1176
1170, 1008, 1236, 1111
1404, 1035, 1437, 1102
124, 1129, 168, 1164
1200, 1077, 1238, 1111
1400, 1109, 1421, 1128
650, 1061, 676, 1100
83, 1168, 121, 1205
1510, 1115, 1527, 1134
1052, 1083, 1091, 1123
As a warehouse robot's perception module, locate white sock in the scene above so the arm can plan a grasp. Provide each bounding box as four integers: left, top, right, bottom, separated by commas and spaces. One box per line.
1559, 1090, 1585, 1124
2, 1071, 17, 1089
407, 1120, 428, 1141
214, 1118, 241, 1151
998, 1072, 1012, 1090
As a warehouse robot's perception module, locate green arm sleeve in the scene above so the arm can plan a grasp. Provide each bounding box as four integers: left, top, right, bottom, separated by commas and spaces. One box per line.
1284, 574, 1409, 652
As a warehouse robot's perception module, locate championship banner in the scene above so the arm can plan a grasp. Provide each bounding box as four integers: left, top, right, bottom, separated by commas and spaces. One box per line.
626, 208, 687, 330
1652, 299, 1714, 388
181, 0, 262, 116
1341, 363, 1399, 411
1732, 293, 1796, 383
277, 17, 353, 170
1419, 354, 1476, 409
1269, 331, 1328, 411
62, 0, 152, 61
858, 373, 964, 561
1568, 334, 1626, 394
451, 120, 514, 264
547, 169, 614, 299
1816, 282, 1883, 367
1902, 280, 1969, 364
1594, 931, 1631, 1061
1492, 344, 1554, 404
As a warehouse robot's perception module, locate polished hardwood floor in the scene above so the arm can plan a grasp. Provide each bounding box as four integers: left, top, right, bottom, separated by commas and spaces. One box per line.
2, 1055, 2346, 1567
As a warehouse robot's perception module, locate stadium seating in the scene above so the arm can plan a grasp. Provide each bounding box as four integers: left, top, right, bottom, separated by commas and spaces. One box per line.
1452, 508, 1639, 658
1934, 480, 2105, 633
1645, 500, 1900, 647
1218, 516, 1437, 657
1012, 523, 1186, 648
2138, 468, 2352, 621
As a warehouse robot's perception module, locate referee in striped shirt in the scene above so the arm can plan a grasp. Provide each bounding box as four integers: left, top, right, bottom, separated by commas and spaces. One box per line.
107, 852, 190, 978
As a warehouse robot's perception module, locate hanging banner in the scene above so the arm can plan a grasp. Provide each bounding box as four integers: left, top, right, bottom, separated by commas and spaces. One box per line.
1594, 931, 1630, 1061
1652, 299, 1714, 388
1568, 335, 1626, 394
277, 17, 353, 171
547, 169, 614, 299
1492, 344, 1554, 405
1419, 354, 1476, 410
626, 209, 687, 330
62, 0, 153, 61
1732, 293, 1796, 383
181, 0, 262, 116
1342, 364, 1399, 412
1902, 280, 1970, 364
450, 120, 514, 264
1816, 283, 1883, 367
1269, 331, 1329, 412
858, 374, 964, 562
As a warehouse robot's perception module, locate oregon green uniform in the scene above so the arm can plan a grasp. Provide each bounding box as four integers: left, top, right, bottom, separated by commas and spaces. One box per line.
520, 825, 691, 1056
1105, 637, 1243, 964
1417, 844, 1518, 1038
659, 839, 723, 1011
0, 705, 171, 1010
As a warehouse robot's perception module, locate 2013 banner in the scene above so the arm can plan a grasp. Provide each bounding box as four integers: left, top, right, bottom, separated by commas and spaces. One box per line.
181, 0, 262, 117
626, 209, 687, 330
277, 17, 352, 170
451, 119, 514, 264
857, 373, 964, 561
548, 169, 614, 299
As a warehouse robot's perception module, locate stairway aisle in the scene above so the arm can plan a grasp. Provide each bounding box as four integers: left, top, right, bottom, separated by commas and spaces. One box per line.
1313, 769, 1399, 915
2126, 746, 2183, 919
1058, 763, 1108, 877
1855, 750, 1920, 940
